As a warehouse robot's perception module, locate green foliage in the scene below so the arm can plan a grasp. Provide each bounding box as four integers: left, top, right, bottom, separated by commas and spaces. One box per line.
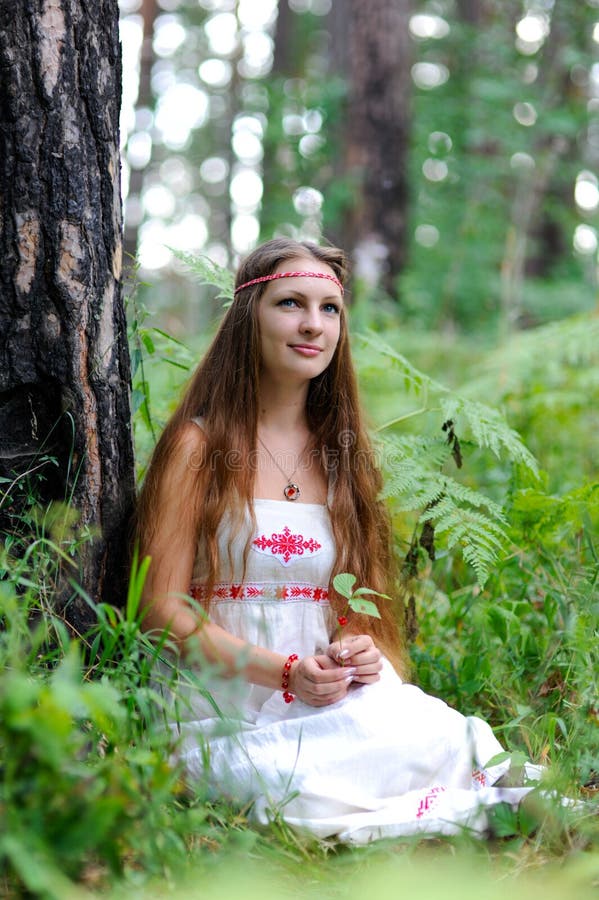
333, 572, 387, 618
127, 279, 197, 473
413, 507, 599, 791
353, 329, 535, 587
403, 4, 595, 330
260, 72, 352, 240
0, 549, 211, 895
359, 330, 539, 474
362, 310, 599, 816
464, 312, 599, 491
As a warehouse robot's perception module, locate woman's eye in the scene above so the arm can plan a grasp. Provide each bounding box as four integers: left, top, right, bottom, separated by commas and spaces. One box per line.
277, 298, 298, 308
323, 302, 340, 314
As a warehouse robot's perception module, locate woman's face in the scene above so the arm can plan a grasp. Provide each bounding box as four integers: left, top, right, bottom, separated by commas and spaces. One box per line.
256, 256, 344, 386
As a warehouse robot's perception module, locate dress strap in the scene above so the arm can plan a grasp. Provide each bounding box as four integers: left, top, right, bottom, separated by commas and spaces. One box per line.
326, 469, 336, 508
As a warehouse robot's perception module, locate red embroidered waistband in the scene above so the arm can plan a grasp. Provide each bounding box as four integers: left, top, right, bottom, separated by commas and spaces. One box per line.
188, 582, 329, 603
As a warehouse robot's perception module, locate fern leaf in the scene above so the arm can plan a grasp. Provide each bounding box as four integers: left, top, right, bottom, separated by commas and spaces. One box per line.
170, 249, 235, 302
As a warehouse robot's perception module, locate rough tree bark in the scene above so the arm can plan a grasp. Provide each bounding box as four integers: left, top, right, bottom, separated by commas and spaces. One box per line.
330, 0, 413, 298
0, 0, 135, 629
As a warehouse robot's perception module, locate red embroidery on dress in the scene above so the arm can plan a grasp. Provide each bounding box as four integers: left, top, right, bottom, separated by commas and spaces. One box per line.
252, 526, 322, 565
189, 581, 329, 602
472, 768, 488, 788
415, 786, 446, 819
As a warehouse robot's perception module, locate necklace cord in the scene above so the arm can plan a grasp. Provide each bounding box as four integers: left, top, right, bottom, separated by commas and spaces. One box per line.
257, 435, 312, 501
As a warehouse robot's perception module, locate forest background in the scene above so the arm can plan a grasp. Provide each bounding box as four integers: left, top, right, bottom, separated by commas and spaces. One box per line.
1, 0, 598, 896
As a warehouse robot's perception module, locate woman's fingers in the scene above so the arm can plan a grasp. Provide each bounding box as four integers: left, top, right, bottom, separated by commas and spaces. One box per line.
328, 633, 374, 658
351, 672, 381, 685
289, 655, 355, 705
288, 644, 383, 706
328, 634, 382, 671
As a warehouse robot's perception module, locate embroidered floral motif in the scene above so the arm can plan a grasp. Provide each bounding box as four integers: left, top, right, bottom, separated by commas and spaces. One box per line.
252, 526, 322, 566
471, 768, 488, 789
189, 581, 329, 603
415, 786, 447, 819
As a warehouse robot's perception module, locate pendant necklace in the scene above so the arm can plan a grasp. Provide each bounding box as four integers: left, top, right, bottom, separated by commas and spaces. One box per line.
257, 435, 310, 501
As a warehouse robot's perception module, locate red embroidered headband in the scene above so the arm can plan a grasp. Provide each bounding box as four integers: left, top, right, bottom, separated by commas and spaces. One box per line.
234, 270, 344, 295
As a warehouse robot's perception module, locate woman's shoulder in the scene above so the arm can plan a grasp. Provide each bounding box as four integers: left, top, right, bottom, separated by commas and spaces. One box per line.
165, 419, 208, 477
177, 417, 207, 445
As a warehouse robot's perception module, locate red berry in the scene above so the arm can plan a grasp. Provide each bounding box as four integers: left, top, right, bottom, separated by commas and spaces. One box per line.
337, 615, 348, 627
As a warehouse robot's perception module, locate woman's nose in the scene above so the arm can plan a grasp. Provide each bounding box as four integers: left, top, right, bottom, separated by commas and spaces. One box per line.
299, 305, 323, 333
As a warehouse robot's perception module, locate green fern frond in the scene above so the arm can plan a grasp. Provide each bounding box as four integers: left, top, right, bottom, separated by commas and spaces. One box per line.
378, 428, 509, 584
393, 475, 448, 511
358, 330, 538, 477
377, 435, 453, 500
357, 330, 444, 397
170, 249, 235, 303
377, 433, 453, 468
440, 397, 538, 474
437, 477, 507, 523
378, 434, 506, 519
421, 501, 508, 586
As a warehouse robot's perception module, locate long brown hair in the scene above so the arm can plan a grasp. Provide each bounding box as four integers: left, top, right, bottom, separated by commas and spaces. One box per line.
136, 238, 409, 675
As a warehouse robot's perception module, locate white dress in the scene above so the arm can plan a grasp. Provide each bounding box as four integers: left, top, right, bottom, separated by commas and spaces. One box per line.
169, 498, 538, 843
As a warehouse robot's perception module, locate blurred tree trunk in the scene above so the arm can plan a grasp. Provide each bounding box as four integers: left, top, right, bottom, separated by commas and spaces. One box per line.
271, 0, 298, 76
123, 0, 159, 277
261, 0, 302, 241
500, 2, 584, 334
455, 0, 489, 24
330, 0, 413, 299
0, 0, 135, 630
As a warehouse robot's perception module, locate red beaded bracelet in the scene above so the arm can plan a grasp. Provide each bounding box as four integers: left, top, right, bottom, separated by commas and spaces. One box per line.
282, 653, 299, 703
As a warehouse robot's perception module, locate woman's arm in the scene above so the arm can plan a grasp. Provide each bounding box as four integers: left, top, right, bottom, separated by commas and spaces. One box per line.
140, 423, 353, 706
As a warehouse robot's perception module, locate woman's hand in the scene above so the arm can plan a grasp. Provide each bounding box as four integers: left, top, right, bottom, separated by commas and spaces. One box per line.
326, 634, 383, 685
288, 654, 356, 707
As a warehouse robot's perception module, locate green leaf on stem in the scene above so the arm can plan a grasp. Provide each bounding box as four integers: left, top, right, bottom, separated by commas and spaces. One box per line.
333, 573, 356, 599
348, 597, 381, 618
353, 587, 391, 600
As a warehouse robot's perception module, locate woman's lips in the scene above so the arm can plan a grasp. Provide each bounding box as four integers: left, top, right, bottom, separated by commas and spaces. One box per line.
289, 344, 322, 357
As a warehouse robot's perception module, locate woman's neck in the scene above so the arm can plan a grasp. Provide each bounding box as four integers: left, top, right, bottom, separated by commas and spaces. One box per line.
258, 381, 310, 436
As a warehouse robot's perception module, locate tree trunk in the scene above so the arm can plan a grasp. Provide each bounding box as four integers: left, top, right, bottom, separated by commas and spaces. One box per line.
332, 0, 413, 298
123, 0, 159, 276
260, 0, 299, 240
0, 0, 135, 630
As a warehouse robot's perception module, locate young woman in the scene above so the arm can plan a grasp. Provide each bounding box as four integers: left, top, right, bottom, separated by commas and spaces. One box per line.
136, 238, 538, 842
